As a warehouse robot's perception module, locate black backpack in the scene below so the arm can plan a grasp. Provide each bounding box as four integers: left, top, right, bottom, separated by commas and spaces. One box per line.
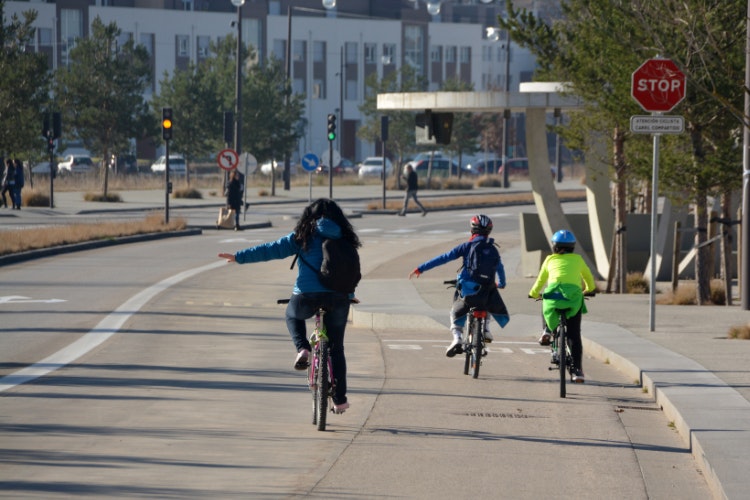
294, 237, 361, 294
464, 238, 500, 285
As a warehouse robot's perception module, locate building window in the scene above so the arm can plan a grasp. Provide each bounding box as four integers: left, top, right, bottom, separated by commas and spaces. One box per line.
313, 79, 325, 99
345, 42, 358, 64
364, 43, 377, 64
382, 43, 396, 65
140, 33, 154, 55
37, 27, 52, 47
404, 25, 424, 75
313, 41, 325, 63
272, 39, 285, 62
60, 9, 82, 65
445, 46, 456, 63
460, 46, 470, 64
293, 77, 304, 95
430, 45, 442, 63
197, 36, 210, 58
346, 79, 358, 101
293, 40, 305, 62
177, 35, 190, 57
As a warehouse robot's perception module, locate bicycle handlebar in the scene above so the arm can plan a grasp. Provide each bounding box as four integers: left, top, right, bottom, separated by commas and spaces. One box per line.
277, 298, 360, 305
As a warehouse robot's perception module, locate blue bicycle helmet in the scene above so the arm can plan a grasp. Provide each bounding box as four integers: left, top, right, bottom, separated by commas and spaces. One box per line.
551, 229, 576, 252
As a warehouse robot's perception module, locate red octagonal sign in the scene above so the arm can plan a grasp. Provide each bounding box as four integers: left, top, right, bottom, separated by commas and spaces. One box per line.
631, 58, 686, 112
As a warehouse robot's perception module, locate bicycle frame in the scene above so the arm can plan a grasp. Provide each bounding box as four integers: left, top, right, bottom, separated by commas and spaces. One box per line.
549, 309, 574, 398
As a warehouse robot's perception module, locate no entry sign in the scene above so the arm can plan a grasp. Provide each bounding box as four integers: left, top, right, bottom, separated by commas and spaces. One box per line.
631, 58, 686, 113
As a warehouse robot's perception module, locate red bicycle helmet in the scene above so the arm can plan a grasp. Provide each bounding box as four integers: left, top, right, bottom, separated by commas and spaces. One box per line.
470, 214, 493, 235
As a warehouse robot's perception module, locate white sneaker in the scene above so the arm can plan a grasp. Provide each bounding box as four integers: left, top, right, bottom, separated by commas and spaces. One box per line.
483, 328, 493, 343
446, 337, 463, 357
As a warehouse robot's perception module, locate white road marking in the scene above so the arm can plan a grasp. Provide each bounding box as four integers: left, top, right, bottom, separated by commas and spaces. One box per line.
0, 295, 66, 304
0, 260, 225, 393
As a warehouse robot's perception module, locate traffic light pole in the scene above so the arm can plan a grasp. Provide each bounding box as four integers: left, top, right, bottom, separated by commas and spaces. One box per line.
165, 140, 170, 224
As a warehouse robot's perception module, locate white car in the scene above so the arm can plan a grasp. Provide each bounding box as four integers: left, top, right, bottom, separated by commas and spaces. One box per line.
357, 157, 393, 179
58, 155, 96, 174
150, 155, 186, 174
259, 160, 298, 176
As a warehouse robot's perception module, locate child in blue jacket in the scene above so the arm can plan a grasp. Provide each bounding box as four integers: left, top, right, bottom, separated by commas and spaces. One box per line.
409, 214, 510, 357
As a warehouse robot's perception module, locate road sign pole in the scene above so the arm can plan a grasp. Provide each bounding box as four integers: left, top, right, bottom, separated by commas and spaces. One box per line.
649, 117, 661, 332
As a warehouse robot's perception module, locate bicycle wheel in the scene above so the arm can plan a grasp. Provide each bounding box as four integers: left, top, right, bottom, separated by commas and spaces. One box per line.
316, 341, 330, 431
463, 319, 472, 375
558, 320, 567, 398
471, 317, 483, 379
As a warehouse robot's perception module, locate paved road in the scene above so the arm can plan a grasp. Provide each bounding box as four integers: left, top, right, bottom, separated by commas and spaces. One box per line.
0, 181, 747, 499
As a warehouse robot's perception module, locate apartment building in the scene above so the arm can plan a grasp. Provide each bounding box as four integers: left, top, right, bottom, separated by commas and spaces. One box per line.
7, 0, 546, 163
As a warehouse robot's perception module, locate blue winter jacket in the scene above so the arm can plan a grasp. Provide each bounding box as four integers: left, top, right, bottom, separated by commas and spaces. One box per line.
416, 235, 506, 290
233, 217, 344, 294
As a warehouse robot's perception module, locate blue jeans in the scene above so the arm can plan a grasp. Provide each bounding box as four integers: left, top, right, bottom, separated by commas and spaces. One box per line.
285, 292, 350, 404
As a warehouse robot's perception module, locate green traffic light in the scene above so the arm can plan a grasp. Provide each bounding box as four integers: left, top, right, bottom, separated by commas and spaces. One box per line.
327, 132, 336, 141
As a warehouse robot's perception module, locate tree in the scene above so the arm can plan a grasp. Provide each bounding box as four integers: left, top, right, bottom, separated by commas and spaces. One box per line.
502, 0, 745, 300
153, 60, 225, 186
359, 65, 427, 182
55, 17, 151, 198
0, 2, 50, 159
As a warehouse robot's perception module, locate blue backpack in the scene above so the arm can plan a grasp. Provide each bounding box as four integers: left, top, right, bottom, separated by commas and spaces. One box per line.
464, 238, 500, 287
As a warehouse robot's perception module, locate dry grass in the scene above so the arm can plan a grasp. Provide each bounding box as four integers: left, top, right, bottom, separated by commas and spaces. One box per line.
626, 272, 649, 294
728, 323, 750, 339
0, 213, 187, 257
657, 279, 727, 305
366, 189, 584, 211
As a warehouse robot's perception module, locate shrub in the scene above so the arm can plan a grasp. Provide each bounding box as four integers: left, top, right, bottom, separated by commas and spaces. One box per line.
709, 279, 726, 305
23, 188, 50, 207
442, 177, 474, 190
173, 187, 202, 199
476, 175, 505, 188
83, 192, 122, 202
626, 272, 649, 294
728, 323, 750, 339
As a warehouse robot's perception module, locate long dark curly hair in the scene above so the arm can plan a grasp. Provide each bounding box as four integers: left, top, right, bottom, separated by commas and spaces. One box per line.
294, 198, 361, 251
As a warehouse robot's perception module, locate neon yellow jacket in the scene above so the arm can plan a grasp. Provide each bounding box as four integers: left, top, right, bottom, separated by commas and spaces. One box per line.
529, 253, 596, 330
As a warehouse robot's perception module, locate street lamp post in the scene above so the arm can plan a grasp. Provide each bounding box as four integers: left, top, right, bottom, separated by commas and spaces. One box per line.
231, 0, 245, 160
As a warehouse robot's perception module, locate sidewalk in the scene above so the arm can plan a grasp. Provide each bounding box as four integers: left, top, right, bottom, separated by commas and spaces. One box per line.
6, 181, 750, 499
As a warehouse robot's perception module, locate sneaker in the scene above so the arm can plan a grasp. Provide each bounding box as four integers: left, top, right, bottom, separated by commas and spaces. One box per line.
294, 349, 310, 370
538, 328, 552, 346
332, 401, 349, 414
572, 369, 585, 383
550, 351, 560, 365
421, 210, 427, 217
483, 328, 493, 343
446, 338, 463, 357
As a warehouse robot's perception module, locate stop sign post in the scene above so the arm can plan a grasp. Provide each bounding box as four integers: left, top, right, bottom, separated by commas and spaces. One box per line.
630, 57, 686, 333
631, 58, 685, 112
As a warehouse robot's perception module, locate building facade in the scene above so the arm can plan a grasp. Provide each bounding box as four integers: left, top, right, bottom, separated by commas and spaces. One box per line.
7, 0, 551, 163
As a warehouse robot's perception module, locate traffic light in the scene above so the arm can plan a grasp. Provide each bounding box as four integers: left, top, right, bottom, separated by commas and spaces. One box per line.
327, 113, 336, 142
52, 112, 61, 139
223, 111, 234, 144
162, 107, 173, 141
431, 112, 453, 145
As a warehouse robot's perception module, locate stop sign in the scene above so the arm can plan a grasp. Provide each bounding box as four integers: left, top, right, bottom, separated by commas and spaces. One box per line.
631, 58, 686, 112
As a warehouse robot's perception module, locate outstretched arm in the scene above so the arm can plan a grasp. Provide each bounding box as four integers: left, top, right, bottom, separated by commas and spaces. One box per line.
218, 253, 236, 263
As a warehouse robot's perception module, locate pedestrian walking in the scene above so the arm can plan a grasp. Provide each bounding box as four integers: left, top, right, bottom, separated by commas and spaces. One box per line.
399, 164, 427, 216
2, 159, 16, 209
225, 169, 243, 230
14, 159, 24, 209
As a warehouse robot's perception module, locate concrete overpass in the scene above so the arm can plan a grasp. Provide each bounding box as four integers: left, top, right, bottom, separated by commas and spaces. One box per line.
377, 84, 615, 279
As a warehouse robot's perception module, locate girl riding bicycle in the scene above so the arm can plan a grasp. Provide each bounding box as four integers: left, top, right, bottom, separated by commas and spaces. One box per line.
218, 198, 361, 413
528, 230, 596, 383
409, 215, 510, 357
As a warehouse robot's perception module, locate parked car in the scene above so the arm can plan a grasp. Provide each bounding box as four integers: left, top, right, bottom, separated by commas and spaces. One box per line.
357, 157, 393, 179
110, 154, 138, 174
259, 160, 299, 177
465, 158, 503, 176
30, 161, 56, 175
316, 158, 356, 175
496, 157, 529, 176
405, 158, 462, 178
150, 155, 186, 174
58, 154, 96, 174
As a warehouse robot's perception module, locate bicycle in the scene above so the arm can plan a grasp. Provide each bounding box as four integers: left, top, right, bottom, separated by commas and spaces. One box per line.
445, 280, 488, 379
278, 297, 357, 431
536, 292, 594, 398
